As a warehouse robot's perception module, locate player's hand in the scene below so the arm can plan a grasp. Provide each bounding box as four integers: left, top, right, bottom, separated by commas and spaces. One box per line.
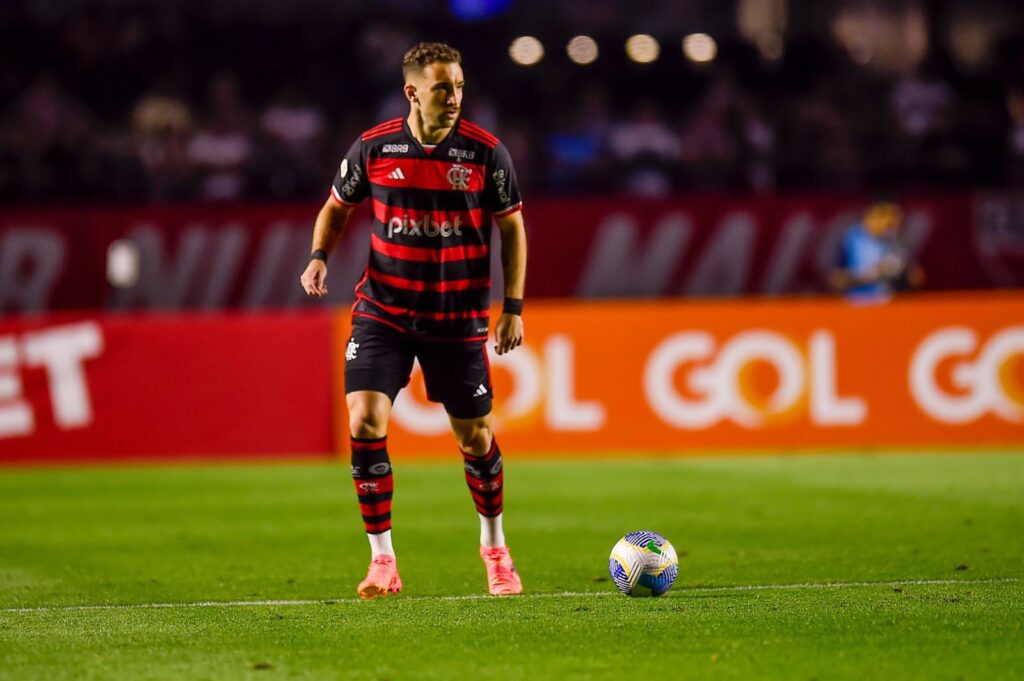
494, 313, 523, 356
300, 260, 328, 297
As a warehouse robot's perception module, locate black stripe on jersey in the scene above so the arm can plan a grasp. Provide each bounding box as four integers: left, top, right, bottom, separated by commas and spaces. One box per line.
368, 251, 491, 282
370, 187, 488, 212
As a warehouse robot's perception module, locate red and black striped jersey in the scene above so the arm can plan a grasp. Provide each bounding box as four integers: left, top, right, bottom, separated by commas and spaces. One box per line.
330, 117, 522, 341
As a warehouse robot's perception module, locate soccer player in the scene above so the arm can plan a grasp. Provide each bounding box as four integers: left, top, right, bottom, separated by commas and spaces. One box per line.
300, 42, 527, 599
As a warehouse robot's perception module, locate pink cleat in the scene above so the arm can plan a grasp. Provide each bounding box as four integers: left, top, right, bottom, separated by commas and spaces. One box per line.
357, 555, 402, 600
480, 546, 523, 595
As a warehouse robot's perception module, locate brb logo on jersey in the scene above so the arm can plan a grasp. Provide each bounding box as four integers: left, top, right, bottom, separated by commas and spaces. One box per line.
447, 164, 473, 191
910, 326, 1024, 424
382, 144, 409, 154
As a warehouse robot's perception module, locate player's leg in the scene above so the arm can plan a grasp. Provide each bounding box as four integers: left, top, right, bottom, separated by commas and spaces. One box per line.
419, 340, 523, 595
348, 391, 401, 599
449, 413, 503, 545
348, 390, 395, 550
344, 318, 414, 599
449, 413, 522, 595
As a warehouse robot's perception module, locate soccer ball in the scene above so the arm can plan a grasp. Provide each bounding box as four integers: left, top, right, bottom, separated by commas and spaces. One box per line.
608, 530, 679, 597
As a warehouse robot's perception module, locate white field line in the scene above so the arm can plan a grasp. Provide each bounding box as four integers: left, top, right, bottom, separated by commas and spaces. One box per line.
0, 577, 1018, 615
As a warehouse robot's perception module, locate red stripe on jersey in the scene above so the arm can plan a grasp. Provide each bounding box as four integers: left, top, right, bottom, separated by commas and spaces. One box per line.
370, 233, 488, 263
371, 198, 486, 230
460, 119, 498, 139
362, 124, 403, 142
357, 293, 488, 319
365, 117, 402, 133
362, 118, 403, 141
367, 157, 486, 192
458, 120, 499, 148
369, 267, 489, 292
459, 129, 497, 148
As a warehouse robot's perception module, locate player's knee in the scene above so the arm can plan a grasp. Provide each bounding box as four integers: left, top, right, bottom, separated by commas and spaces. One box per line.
348, 401, 389, 439
457, 422, 492, 457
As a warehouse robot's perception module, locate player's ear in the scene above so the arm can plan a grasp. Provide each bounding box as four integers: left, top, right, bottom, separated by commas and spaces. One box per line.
404, 84, 418, 104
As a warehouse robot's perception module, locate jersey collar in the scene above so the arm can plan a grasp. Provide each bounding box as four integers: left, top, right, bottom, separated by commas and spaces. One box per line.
403, 116, 459, 156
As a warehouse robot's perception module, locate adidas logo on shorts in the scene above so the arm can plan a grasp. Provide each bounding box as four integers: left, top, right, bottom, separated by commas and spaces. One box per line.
387, 168, 406, 180
474, 384, 488, 397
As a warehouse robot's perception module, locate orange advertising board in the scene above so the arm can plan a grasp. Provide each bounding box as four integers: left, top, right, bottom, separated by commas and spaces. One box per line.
332, 294, 1024, 456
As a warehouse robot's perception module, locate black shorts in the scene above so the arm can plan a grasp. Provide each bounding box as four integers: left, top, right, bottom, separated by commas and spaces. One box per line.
344, 315, 493, 419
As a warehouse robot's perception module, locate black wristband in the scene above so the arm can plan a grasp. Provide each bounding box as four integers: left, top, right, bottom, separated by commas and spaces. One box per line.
311, 249, 328, 262
502, 297, 524, 315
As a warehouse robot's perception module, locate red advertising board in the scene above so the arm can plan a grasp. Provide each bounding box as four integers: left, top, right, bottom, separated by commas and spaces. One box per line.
2, 193, 1023, 315
1, 294, 1022, 464
0, 312, 334, 463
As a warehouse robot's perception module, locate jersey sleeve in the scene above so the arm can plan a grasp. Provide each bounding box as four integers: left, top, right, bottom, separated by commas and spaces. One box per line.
330, 138, 370, 206
484, 142, 523, 217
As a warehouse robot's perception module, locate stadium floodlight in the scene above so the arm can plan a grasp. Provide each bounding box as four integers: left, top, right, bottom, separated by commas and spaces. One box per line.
509, 36, 545, 66
683, 33, 718, 63
567, 35, 599, 65
625, 34, 660, 63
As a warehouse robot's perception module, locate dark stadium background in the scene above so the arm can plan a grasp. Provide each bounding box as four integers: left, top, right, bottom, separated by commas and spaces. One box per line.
3, 0, 1024, 203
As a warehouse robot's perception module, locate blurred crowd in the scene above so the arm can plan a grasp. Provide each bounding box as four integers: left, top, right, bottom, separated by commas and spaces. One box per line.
2, 2, 1024, 203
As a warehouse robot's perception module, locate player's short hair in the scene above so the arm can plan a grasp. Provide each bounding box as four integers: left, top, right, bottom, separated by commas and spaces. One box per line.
402, 42, 462, 80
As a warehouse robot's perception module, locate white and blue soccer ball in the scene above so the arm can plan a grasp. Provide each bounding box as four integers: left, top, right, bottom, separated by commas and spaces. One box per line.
608, 530, 679, 597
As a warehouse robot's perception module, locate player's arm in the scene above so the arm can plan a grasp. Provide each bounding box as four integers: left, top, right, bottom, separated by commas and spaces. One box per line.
302, 138, 369, 297
494, 209, 526, 355
300, 198, 357, 297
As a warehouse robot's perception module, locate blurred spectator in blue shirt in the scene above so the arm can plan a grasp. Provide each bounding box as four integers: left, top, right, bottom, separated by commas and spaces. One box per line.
830, 200, 925, 302
544, 87, 611, 192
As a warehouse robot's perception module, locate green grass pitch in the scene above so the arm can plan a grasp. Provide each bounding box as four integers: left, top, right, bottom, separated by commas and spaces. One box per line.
1, 452, 1022, 680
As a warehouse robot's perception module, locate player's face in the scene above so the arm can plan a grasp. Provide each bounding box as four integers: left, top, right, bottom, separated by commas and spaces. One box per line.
410, 62, 464, 129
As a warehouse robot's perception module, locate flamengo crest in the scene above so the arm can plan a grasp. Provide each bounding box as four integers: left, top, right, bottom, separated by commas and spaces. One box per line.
447, 164, 472, 191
